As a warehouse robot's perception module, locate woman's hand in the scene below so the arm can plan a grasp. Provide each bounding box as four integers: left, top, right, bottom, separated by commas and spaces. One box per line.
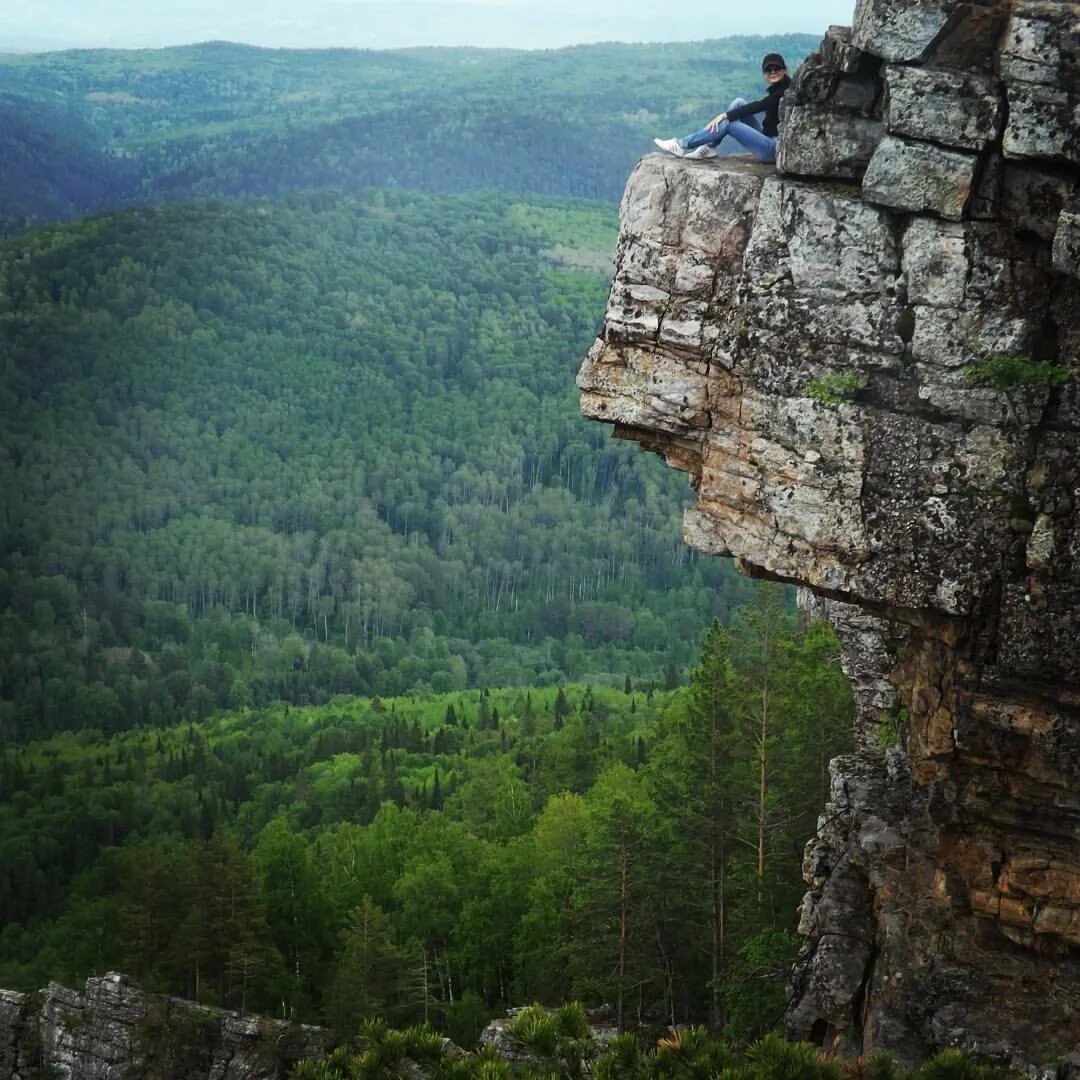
706, 112, 727, 132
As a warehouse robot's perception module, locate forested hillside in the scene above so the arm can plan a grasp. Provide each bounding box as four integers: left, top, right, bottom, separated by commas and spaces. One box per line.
0, 94, 138, 235
0, 36, 818, 228
0, 594, 853, 1038
0, 37, 863, 1061
0, 190, 760, 742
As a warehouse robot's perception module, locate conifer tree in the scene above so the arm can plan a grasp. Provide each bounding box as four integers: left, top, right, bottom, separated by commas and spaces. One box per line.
254, 818, 330, 1015
573, 764, 659, 1031
647, 620, 740, 1028
327, 895, 408, 1035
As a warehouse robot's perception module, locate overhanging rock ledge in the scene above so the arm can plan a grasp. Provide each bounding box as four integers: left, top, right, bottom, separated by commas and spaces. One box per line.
578, 0, 1080, 1066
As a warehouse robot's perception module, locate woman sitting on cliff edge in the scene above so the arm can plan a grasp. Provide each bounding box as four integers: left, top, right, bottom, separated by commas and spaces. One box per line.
653, 53, 791, 163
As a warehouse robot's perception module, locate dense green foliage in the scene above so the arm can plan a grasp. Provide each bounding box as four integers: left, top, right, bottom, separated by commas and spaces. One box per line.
0, 190, 764, 741
805, 372, 866, 407
291, 1026, 834, 1079
0, 38, 864, 1063
0, 596, 852, 1038
962, 352, 1071, 391
0, 93, 138, 235
292, 1023, 1009, 1080
0, 36, 818, 229
289, 1019, 1010, 1080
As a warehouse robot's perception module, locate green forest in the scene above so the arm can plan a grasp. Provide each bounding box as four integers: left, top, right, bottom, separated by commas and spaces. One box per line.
0, 592, 853, 1042
0, 30, 877, 1075
0, 36, 818, 231
0, 189, 768, 743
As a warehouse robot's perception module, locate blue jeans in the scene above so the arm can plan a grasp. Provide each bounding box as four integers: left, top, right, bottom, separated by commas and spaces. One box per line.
681, 97, 778, 163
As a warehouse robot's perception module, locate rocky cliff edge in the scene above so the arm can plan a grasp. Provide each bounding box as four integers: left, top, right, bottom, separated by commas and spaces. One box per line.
0, 974, 327, 1080
578, 0, 1080, 1066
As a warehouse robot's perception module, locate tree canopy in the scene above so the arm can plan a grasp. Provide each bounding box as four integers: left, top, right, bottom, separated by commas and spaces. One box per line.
0, 190, 761, 741
0, 600, 853, 1039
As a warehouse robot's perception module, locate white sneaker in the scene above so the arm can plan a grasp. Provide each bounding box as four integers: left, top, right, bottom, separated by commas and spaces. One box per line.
684, 145, 717, 159
653, 137, 686, 156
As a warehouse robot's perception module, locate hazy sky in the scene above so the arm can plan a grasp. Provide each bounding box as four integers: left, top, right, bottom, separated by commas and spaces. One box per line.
1, 0, 857, 53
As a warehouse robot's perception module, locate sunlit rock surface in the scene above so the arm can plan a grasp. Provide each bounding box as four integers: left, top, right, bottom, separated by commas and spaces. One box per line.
579, 0, 1080, 1066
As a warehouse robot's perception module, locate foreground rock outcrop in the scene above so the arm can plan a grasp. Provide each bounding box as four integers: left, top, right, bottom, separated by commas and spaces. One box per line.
0, 974, 326, 1079
579, 0, 1079, 1067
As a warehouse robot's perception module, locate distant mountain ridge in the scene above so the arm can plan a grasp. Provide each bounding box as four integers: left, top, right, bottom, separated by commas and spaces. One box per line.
1, 1, 828, 52
0, 34, 818, 230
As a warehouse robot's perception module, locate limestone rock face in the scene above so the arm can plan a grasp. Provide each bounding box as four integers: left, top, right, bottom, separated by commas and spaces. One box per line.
777, 107, 885, 180
1000, 1, 1080, 165
1056, 200, 1080, 276
883, 66, 1002, 151
863, 134, 979, 221
0, 974, 327, 1079
579, 0, 1080, 1066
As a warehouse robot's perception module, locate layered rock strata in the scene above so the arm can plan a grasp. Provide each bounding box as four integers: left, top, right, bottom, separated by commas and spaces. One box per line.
0, 973, 326, 1079
578, 0, 1080, 1065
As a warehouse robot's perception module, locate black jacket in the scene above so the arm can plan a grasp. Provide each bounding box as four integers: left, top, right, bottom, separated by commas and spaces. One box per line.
725, 76, 791, 137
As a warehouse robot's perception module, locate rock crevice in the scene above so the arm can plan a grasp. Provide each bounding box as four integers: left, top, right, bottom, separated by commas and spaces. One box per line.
578, 0, 1079, 1065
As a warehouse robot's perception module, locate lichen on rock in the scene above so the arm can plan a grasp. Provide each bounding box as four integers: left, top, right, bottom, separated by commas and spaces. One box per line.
578, 0, 1080, 1067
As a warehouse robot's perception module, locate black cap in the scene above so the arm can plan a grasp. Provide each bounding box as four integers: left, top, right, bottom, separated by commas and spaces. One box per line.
762, 53, 786, 71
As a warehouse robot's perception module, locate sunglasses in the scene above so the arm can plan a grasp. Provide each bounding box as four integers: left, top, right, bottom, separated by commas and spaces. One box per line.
764, 65, 786, 74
